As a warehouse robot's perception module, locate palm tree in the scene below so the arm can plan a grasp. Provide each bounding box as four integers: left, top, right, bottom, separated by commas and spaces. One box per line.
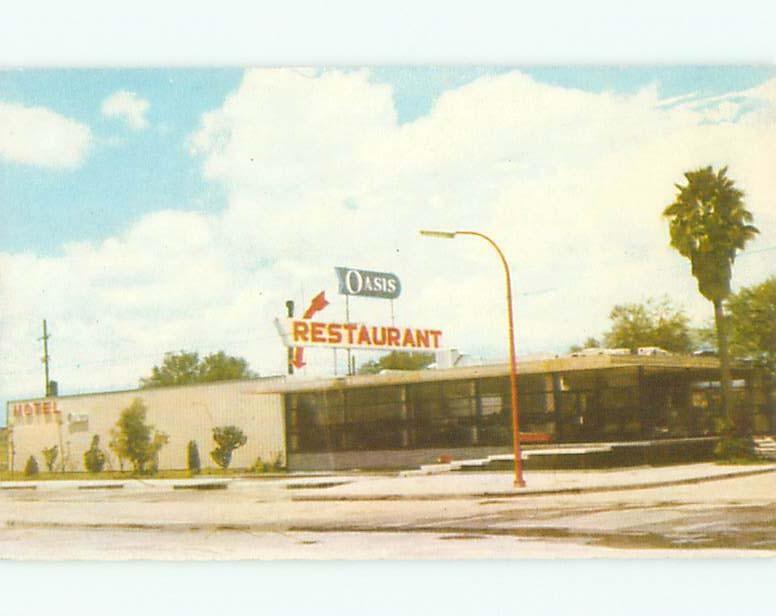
663, 166, 759, 434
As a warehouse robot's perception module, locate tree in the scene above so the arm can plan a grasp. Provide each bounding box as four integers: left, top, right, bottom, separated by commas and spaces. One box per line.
197, 352, 255, 383
42, 445, 59, 472
110, 399, 169, 473
84, 435, 107, 473
24, 455, 39, 477
210, 426, 247, 469
569, 337, 601, 353
603, 297, 692, 353
140, 351, 257, 388
359, 351, 434, 375
187, 440, 201, 475
663, 166, 759, 433
726, 276, 776, 373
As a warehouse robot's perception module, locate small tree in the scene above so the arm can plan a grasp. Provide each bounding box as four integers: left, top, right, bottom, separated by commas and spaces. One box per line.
726, 276, 776, 374
84, 435, 107, 473
42, 445, 59, 472
187, 440, 201, 474
140, 351, 257, 388
569, 337, 601, 353
111, 398, 169, 474
359, 351, 434, 374
24, 455, 39, 477
603, 297, 692, 353
210, 426, 247, 469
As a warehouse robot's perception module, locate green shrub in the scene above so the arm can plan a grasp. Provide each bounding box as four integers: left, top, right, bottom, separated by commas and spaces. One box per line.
187, 440, 201, 474
84, 435, 107, 473
713, 416, 755, 462
251, 457, 265, 473
42, 445, 59, 472
24, 455, 39, 477
714, 435, 755, 461
210, 426, 247, 469
110, 399, 169, 474
271, 452, 285, 472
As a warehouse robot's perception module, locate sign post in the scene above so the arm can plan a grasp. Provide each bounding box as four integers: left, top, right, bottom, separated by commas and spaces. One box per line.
335, 267, 402, 374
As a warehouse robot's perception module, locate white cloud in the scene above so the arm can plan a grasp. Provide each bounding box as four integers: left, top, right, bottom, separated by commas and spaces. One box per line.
0, 101, 91, 168
2, 70, 776, 406
101, 90, 150, 130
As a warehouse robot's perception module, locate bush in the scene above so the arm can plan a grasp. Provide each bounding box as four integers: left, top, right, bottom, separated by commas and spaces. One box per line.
84, 435, 107, 473
271, 452, 285, 472
250, 457, 265, 473
42, 445, 59, 472
713, 416, 755, 462
210, 426, 247, 469
24, 455, 39, 477
110, 399, 169, 474
187, 440, 201, 474
714, 435, 755, 461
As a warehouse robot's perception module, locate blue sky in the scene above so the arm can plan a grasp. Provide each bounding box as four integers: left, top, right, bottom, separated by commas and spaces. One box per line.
1, 69, 240, 253
2, 66, 776, 415
3, 66, 775, 256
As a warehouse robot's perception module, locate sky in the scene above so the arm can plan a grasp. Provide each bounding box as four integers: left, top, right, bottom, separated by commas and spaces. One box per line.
2, 66, 776, 418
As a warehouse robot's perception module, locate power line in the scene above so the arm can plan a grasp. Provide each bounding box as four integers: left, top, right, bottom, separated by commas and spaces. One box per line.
1, 246, 774, 379
0, 330, 286, 378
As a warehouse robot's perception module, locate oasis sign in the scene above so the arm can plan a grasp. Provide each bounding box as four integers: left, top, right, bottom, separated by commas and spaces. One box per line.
276, 318, 442, 351
335, 267, 401, 300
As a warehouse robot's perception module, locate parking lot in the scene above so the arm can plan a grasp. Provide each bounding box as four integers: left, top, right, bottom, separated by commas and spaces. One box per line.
1, 464, 775, 559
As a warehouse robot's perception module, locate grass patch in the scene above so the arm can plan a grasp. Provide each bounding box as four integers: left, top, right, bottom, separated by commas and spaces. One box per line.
0, 466, 287, 482
715, 457, 771, 466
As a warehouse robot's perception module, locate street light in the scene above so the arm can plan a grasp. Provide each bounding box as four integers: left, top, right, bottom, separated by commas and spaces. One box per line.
420, 229, 526, 487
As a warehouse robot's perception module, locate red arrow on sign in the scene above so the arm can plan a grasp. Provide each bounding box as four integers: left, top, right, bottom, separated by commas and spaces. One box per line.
291, 348, 306, 369
291, 291, 329, 370
303, 291, 329, 319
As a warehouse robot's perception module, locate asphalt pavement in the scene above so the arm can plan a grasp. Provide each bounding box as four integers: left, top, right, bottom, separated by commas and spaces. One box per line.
2, 463, 776, 558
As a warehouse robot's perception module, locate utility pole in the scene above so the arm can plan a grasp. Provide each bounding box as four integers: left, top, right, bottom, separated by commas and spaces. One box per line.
39, 319, 51, 397
345, 295, 352, 375
285, 301, 295, 375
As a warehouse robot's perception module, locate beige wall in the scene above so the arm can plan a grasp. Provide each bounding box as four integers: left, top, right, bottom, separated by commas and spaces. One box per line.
6, 380, 285, 472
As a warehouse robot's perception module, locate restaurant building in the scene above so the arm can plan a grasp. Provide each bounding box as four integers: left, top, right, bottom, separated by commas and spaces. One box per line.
6, 354, 774, 472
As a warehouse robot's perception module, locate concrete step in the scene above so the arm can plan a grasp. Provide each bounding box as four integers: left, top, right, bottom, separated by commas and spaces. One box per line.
754, 437, 776, 460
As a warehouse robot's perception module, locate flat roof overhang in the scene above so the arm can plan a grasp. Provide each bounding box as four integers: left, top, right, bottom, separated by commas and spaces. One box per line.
256, 354, 755, 395
7, 354, 760, 407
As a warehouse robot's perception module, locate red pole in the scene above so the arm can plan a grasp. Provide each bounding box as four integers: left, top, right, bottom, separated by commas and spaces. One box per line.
456, 232, 525, 487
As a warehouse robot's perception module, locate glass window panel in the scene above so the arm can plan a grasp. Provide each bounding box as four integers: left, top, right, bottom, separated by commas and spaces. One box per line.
348, 402, 405, 423
346, 385, 403, 407
479, 377, 509, 396
343, 425, 406, 450
442, 380, 474, 399
447, 397, 475, 417
412, 399, 443, 419
480, 394, 504, 416
518, 392, 551, 415
408, 382, 442, 401
517, 374, 548, 393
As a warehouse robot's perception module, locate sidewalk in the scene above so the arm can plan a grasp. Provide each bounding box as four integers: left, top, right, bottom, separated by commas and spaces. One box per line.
289, 463, 776, 501
2, 463, 774, 500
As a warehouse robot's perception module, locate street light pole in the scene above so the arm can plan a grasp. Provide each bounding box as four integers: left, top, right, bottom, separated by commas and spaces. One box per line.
420, 229, 525, 487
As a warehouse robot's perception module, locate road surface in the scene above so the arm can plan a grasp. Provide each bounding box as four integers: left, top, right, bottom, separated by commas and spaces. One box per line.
1, 469, 775, 558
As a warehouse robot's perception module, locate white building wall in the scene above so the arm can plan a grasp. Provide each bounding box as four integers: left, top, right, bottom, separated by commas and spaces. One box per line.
7, 380, 286, 472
